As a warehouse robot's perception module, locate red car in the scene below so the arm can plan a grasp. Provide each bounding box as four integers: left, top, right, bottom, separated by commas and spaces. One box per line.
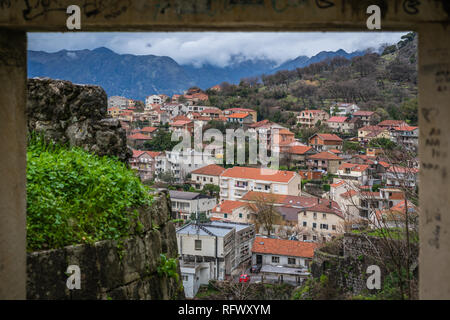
239, 274, 250, 283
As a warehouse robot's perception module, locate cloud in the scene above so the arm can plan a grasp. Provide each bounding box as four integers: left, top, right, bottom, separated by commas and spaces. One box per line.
28, 32, 408, 67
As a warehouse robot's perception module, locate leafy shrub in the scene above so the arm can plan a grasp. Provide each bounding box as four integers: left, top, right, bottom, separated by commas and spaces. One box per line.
26, 134, 153, 251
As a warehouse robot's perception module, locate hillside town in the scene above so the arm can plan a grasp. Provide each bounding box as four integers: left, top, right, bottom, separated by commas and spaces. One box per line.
108, 85, 419, 298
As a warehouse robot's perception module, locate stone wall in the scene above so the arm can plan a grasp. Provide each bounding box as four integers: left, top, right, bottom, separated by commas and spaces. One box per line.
311, 233, 419, 295
26, 191, 185, 300
27, 78, 132, 162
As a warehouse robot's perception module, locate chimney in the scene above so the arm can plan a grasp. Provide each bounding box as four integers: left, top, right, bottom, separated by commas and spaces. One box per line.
329, 200, 332, 209
317, 198, 320, 204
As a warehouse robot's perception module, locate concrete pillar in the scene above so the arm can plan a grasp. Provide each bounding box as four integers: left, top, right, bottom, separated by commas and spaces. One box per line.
418, 24, 450, 300
0, 29, 27, 299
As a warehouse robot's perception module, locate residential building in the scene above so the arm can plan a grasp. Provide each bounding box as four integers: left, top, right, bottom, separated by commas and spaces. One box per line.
327, 116, 362, 134
129, 149, 161, 181
298, 200, 344, 242
169, 190, 217, 221
223, 108, 257, 123
226, 113, 254, 125
251, 237, 316, 284
211, 200, 252, 223
378, 120, 409, 129
127, 133, 152, 149
357, 125, 390, 143
177, 221, 255, 296
145, 94, 163, 107
190, 164, 226, 189
108, 95, 128, 109
352, 111, 376, 126
219, 167, 301, 201
336, 163, 371, 185
308, 133, 343, 152
164, 149, 214, 183
284, 145, 317, 168
296, 109, 329, 128
330, 102, 360, 116
385, 166, 419, 188
306, 151, 344, 174
391, 125, 419, 151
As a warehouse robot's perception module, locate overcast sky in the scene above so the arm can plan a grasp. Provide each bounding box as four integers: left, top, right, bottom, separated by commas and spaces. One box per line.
28, 32, 408, 67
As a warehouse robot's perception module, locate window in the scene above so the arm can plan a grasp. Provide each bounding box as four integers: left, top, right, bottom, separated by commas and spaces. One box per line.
323, 213, 326, 219
288, 258, 296, 265
320, 224, 328, 230
239, 213, 242, 218
195, 240, 202, 250
303, 221, 307, 227
313, 223, 317, 229
313, 236, 317, 241
272, 256, 280, 263
210, 178, 213, 182
313, 212, 317, 218
332, 225, 336, 231
303, 235, 307, 241
224, 213, 228, 219
182, 275, 189, 281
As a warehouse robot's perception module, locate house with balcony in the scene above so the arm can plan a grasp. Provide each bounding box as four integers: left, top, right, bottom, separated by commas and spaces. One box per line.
219, 167, 301, 201
391, 125, 419, 151
251, 237, 316, 284
329, 102, 360, 116
211, 200, 252, 224
308, 133, 343, 152
129, 149, 161, 181
169, 190, 217, 221
223, 108, 257, 123
296, 109, 329, 128
177, 221, 255, 297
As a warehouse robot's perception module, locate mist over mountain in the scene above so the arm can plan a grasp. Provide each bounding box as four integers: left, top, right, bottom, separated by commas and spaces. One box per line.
28, 47, 365, 100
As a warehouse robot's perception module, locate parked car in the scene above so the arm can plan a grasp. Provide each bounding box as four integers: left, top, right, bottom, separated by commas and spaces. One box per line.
251, 264, 262, 274
239, 274, 250, 283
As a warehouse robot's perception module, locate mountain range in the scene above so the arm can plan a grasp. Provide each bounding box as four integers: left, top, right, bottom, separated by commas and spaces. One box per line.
28, 47, 365, 100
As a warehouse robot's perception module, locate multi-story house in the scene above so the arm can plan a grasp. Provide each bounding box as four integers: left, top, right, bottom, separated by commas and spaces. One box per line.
298, 200, 344, 242
145, 94, 163, 107
385, 166, 419, 188
391, 125, 419, 151
251, 237, 316, 284
223, 108, 257, 123
284, 145, 317, 168
357, 125, 390, 143
219, 167, 301, 201
108, 95, 128, 109
352, 111, 376, 127
127, 133, 152, 149
296, 109, 329, 128
211, 200, 252, 223
190, 164, 226, 189
306, 151, 344, 174
330, 102, 360, 116
129, 150, 161, 181
378, 120, 408, 129
308, 133, 343, 152
169, 190, 217, 221
336, 163, 371, 185
165, 149, 214, 183
177, 221, 255, 297
226, 113, 254, 125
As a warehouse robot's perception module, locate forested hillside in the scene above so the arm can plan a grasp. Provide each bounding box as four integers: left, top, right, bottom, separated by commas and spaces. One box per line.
206, 33, 418, 127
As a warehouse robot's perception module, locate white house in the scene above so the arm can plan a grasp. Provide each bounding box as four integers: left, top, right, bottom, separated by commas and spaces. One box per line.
219, 167, 301, 201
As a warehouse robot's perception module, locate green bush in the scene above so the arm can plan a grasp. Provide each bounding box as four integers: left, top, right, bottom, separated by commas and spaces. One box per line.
26, 134, 153, 251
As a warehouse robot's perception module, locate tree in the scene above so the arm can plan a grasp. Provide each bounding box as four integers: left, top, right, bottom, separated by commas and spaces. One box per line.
201, 184, 220, 199
246, 193, 284, 236
144, 129, 179, 151
369, 137, 396, 150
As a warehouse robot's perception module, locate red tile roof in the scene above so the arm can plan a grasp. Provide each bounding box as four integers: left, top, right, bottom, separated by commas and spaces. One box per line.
328, 116, 348, 123
288, 146, 313, 155
252, 237, 318, 258
213, 200, 247, 214
191, 164, 226, 176
308, 151, 343, 161
128, 133, 152, 140
393, 125, 418, 132
305, 201, 343, 217
378, 120, 408, 127
220, 167, 296, 183
353, 111, 375, 116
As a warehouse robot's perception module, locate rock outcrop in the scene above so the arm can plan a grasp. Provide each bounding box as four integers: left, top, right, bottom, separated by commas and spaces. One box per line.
26, 191, 184, 300
27, 78, 131, 162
